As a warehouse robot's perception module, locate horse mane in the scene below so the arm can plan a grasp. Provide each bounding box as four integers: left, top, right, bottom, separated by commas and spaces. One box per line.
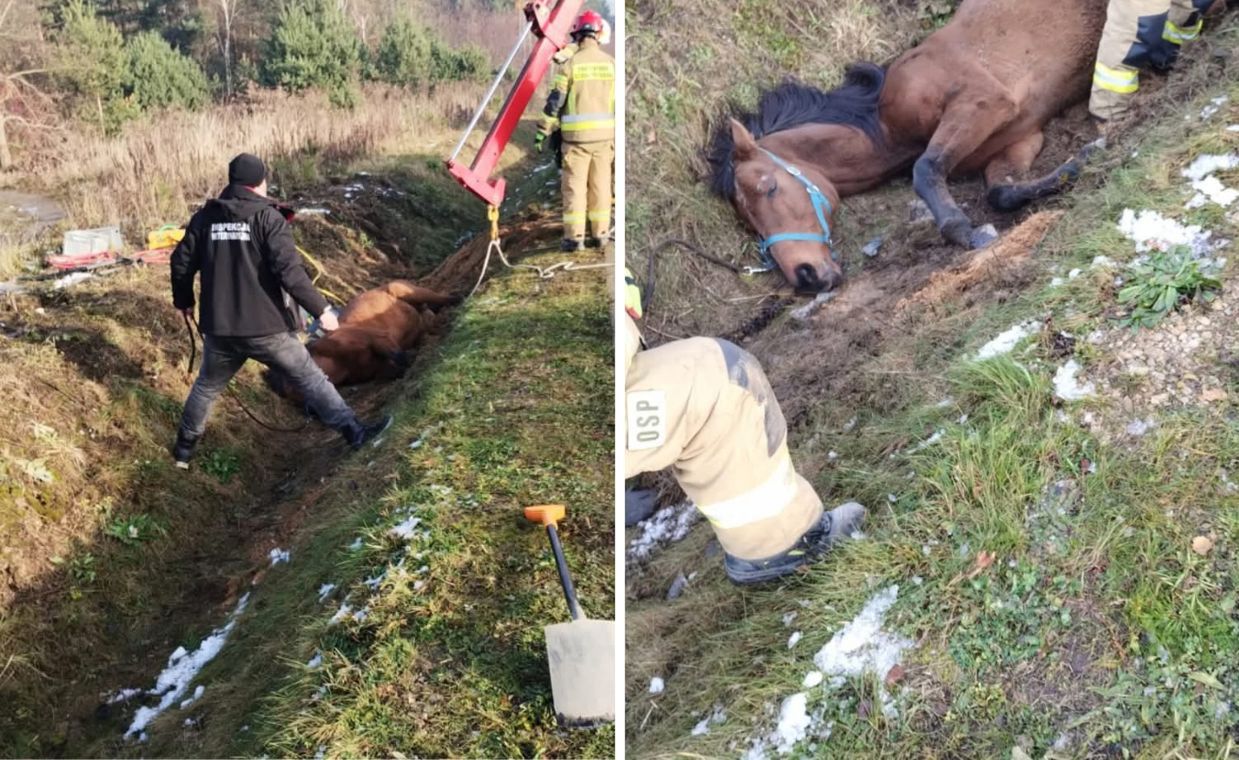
706, 63, 887, 198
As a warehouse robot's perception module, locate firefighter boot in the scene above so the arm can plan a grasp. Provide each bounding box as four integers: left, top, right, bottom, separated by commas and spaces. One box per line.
723, 501, 867, 586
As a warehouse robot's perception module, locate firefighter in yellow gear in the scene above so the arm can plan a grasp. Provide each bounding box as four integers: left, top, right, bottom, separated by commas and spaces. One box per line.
1091, 0, 1218, 122
535, 9, 615, 252
622, 268, 865, 584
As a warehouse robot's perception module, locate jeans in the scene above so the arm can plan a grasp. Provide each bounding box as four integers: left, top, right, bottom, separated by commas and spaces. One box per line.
178, 331, 357, 439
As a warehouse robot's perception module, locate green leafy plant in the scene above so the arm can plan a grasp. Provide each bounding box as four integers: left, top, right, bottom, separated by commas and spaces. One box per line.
201, 448, 242, 484
1117, 248, 1221, 329
918, 0, 960, 28
105, 513, 166, 546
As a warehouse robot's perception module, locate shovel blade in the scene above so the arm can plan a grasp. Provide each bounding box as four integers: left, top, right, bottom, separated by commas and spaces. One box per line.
545, 619, 615, 727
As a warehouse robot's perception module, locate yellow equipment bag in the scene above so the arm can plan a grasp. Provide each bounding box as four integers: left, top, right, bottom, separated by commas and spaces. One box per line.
147, 225, 185, 250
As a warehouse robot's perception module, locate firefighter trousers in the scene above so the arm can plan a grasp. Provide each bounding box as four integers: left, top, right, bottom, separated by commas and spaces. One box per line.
562, 139, 613, 242
1091, 0, 1214, 120
624, 334, 824, 561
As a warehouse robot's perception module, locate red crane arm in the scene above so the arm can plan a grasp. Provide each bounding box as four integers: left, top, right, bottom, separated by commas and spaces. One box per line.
445, 0, 585, 209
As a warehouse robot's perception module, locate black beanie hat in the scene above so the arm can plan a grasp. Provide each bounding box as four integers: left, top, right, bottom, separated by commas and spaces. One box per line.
228, 153, 267, 186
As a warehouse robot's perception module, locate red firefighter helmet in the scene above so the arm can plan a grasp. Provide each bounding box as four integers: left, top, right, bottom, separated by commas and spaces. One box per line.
571, 9, 604, 37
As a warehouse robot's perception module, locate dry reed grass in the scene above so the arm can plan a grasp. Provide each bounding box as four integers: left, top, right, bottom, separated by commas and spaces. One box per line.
21, 83, 481, 236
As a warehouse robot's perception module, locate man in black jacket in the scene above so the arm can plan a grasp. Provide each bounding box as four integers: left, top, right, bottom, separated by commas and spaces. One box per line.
169, 153, 389, 469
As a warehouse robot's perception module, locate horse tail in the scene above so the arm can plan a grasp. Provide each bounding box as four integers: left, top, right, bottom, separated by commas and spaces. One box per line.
383, 280, 460, 310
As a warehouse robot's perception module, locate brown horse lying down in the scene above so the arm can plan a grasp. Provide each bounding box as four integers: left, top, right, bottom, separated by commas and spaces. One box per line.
710, 0, 1120, 292
268, 280, 457, 397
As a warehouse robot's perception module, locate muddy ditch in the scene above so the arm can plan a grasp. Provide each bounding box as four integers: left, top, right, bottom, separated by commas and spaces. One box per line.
0, 173, 563, 754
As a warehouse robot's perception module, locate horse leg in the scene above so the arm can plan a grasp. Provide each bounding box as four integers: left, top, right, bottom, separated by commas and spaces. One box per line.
912, 83, 1018, 249
383, 281, 459, 309
986, 136, 1107, 212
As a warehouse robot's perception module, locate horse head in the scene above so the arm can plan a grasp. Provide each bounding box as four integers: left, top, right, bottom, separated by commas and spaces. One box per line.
727, 119, 844, 293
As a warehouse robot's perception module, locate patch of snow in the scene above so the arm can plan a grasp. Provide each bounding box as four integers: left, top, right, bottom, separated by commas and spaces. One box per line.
307, 652, 323, 669
1184, 153, 1239, 181
1117, 209, 1222, 258
976, 321, 1038, 360
627, 502, 700, 563
783, 611, 798, 627
692, 716, 711, 736
788, 631, 802, 649
409, 438, 423, 449
1125, 418, 1157, 437
812, 585, 914, 719
649, 676, 665, 694
1050, 276, 1065, 287
108, 687, 142, 704
179, 684, 204, 710
268, 548, 290, 566
907, 429, 945, 454
53, 271, 93, 290
1201, 96, 1229, 120
1068, 268, 1082, 279
329, 603, 353, 625
120, 593, 250, 740
1053, 360, 1095, 402
389, 516, 422, 540
348, 537, 364, 551
771, 693, 812, 754
842, 416, 858, 431
363, 571, 386, 590
1187, 174, 1239, 209
317, 583, 336, 602
802, 671, 824, 688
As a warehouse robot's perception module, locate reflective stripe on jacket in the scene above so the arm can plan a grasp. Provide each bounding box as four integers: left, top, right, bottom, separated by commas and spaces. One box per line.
539, 37, 615, 144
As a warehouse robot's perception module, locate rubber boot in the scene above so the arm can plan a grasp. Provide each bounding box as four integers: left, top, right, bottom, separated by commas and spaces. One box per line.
342, 415, 393, 450
172, 431, 200, 470
723, 502, 867, 585
560, 238, 584, 253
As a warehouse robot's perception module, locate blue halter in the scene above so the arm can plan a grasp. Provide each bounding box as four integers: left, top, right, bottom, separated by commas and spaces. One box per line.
754, 149, 834, 271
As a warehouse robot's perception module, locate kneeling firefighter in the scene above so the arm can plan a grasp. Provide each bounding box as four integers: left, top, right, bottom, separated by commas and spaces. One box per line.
535, 9, 615, 252
622, 269, 865, 584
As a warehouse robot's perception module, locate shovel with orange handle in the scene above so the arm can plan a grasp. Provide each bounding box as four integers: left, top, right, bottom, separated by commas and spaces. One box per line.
524, 504, 615, 727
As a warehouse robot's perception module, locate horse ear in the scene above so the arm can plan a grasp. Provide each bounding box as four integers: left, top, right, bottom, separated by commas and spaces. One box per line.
729, 118, 758, 161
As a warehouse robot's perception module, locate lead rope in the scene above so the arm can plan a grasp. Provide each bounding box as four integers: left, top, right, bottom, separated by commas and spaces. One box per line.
182, 313, 309, 434
467, 205, 612, 298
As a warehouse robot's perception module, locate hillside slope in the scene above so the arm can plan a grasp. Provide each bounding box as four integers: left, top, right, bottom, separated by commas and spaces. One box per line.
626, 1, 1239, 757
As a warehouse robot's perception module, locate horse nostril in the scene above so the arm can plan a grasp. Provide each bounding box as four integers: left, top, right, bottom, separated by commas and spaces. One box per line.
795, 264, 824, 292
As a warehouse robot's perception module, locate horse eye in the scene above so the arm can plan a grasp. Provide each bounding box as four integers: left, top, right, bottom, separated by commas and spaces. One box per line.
765, 181, 778, 199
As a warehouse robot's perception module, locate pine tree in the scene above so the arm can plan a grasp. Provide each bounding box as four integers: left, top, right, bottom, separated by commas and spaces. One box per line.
263, 0, 360, 107
125, 30, 209, 111
54, 0, 138, 133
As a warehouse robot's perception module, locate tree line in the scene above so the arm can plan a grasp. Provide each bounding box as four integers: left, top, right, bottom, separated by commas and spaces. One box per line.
0, 0, 498, 168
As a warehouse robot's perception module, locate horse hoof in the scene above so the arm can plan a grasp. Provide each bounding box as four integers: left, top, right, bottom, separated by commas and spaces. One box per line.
969, 224, 999, 249
941, 216, 973, 248
987, 184, 1027, 212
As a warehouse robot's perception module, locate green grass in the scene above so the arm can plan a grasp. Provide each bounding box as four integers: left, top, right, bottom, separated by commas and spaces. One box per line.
626, 24, 1239, 759
121, 240, 617, 759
